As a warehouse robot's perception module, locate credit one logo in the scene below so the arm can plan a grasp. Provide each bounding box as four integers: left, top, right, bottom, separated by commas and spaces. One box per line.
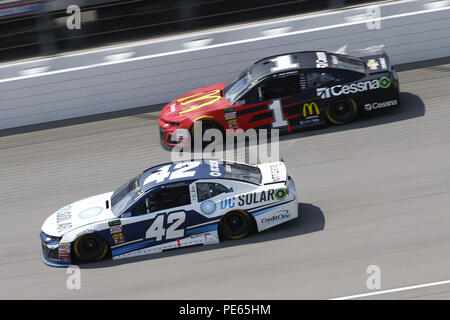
364, 99, 397, 111
261, 211, 291, 224
316, 77, 391, 99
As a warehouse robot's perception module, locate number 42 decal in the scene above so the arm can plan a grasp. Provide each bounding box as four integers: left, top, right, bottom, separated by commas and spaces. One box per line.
146, 211, 185, 241
144, 161, 200, 184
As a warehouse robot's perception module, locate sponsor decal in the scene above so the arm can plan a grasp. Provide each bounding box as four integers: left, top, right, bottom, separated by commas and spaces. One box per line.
200, 200, 217, 215
364, 99, 398, 111
226, 119, 239, 129
109, 226, 122, 234
224, 107, 237, 120
108, 220, 121, 227
316, 77, 391, 99
221, 189, 283, 208
190, 185, 197, 203
331, 55, 339, 66
270, 164, 281, 182
112, 232, 125, 244
58, 243, 71, 261
220, 197, 236, 210
302, 102, 320, 117
78, 206, 103, 219
379, 76, 391, 89
190, 232, 212, 239
208, 160, 221, 177
56, 206, 72, 233
367, 59, 379, 70
379, 57, 387, 69
109, 220, 125, 244
261, 211, 291, 224
177, 90, 222, 115
315, 52, 328, 68
274, 188, 287, 201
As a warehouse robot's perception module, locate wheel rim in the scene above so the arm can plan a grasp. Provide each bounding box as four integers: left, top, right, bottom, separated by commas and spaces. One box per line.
223, 212, 248, 238
75, 235, 106, 261
328, 99, 356, 124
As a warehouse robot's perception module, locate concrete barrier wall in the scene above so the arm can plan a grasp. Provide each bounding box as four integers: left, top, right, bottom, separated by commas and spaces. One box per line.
1, 0, 449, 129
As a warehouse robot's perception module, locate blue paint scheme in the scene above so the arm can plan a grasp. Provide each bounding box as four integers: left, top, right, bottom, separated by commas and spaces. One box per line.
111, 239, 155, 256
109, 208, 220, 254
41, 252, 72, 267
139, 160, 224, 192
186, 223, 218, 236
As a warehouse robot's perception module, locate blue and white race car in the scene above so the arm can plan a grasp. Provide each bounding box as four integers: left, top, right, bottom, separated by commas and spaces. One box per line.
40, 159, 298, 266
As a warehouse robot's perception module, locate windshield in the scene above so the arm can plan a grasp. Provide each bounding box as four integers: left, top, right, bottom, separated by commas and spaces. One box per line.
224, 69, 253, 103
223, 162, 262, 185
111, 176, 143, 216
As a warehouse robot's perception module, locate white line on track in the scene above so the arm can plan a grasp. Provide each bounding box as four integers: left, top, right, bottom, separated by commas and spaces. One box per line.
330, 280, 450, 300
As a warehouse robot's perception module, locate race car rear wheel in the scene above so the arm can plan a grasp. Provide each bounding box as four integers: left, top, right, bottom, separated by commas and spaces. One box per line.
219, 211, 253, 240
326, 98, 358, 125
73, 234, 109, 263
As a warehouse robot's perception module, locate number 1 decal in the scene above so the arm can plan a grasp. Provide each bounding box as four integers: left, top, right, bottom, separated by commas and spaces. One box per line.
268, 100, 288, 128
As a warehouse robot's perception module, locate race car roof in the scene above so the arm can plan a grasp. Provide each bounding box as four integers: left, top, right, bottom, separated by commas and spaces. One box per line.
139, 160, 262, 191
250, 51, 366, 79
139, 160, 222, 191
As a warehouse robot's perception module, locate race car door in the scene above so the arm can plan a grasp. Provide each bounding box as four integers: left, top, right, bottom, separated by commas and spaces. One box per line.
232, 72, 303, 132
115, 183, 193, 252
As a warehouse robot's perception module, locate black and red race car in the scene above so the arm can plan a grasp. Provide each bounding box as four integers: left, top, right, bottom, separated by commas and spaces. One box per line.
158, 50, 400, 148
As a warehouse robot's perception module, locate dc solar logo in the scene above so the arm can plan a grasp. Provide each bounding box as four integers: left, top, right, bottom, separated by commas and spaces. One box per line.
200, 200, 216, 215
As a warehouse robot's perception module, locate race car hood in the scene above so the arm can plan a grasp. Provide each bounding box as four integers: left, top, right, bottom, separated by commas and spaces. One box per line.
258, 162, 288, 185
160, 82, 228, 122
41, 192, 116, 237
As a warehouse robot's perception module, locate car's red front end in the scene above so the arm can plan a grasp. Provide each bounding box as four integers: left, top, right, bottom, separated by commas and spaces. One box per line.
158, 82, 233, 149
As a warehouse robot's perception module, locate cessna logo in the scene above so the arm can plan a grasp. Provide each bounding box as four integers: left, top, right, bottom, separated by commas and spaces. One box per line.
303, 102, 320, 117
364, 99, 397, 111
316, 77, 391, 99
177, 90, 221, 114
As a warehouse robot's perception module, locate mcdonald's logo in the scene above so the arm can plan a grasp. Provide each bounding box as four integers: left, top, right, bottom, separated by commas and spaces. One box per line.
302, 102, 320, 117
177, 90, 222, 115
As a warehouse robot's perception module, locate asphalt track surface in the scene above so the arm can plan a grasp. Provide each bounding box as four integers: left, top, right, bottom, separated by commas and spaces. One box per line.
1, 57, 450, 299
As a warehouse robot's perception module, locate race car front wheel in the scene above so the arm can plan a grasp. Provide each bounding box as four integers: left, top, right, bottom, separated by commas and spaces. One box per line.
73, 234, 109, 263
219, 211, 253, 240
326, 98, 358, 125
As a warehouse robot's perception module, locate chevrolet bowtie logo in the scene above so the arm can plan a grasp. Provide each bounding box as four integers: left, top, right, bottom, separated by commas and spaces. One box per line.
367, 59, 379, 70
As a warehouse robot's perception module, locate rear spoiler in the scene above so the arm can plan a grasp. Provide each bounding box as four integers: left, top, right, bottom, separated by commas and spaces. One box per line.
362, 51, 391, 74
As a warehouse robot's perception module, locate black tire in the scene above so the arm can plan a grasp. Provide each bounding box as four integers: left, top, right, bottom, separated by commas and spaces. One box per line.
218, 211, 253, 240
326, 98, 358, 125
190, 120, 224, 149
73, 233, 109, 263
